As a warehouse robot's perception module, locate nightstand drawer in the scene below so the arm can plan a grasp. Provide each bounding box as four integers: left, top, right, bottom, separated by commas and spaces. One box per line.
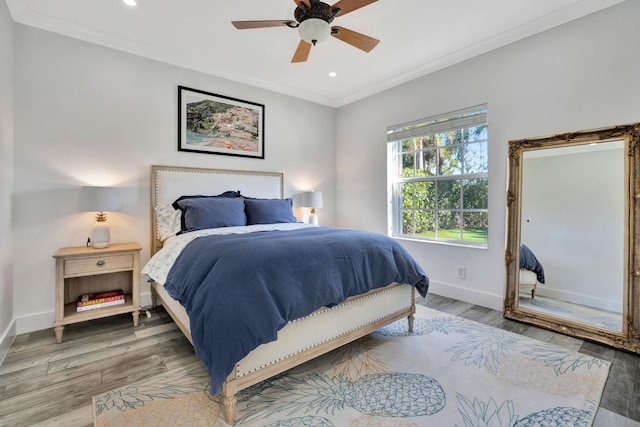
64, 254, 134, 276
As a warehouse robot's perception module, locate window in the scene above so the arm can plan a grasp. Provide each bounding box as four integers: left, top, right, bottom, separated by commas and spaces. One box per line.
387, 105, 488, 246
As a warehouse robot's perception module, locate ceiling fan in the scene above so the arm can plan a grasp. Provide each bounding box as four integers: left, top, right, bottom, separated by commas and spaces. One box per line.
231, 0, 379, 63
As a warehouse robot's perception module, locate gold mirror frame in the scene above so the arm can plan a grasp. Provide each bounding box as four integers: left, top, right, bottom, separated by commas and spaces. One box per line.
505, 122, 640, 353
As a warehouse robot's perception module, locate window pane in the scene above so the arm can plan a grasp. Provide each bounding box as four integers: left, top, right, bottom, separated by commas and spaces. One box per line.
416, 149, 437, 177
464, 141, 488, 174
414, 181, 435, 209
463, 179, 488, 209
439, 131, 453, 146
462, 212, 488, 243
415, 210, 435, 236
470, 125, 488, 142
402, 153, 415, 177
398, 183, 413, 208
436, 211, 461, 239
437, 180, 460, 209
438, 146, 462, 175
417, 135, 437, 150
401, 140, 415, 152
401, 209, 414, 235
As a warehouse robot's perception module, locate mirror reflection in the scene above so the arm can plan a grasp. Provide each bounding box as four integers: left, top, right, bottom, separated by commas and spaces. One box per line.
504, 122, 640, 354
518, 141, 625, 332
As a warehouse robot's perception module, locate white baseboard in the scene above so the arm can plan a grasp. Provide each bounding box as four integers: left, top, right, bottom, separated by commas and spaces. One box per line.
0, 319, 16, 366
14, 292, 155, 335
536, 287, 622, 313
16, 310, 54, 335
425, 280, 504, 311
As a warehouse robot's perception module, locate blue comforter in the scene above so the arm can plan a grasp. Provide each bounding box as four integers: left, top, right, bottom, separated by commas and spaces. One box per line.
520, 244, 545, 283
164, 226, 428, 395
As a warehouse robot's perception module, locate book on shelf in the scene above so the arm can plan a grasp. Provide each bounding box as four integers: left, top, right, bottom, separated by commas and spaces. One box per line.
77, 295, 125, 308
77, 298, 125, 312
77, 290, 125, 307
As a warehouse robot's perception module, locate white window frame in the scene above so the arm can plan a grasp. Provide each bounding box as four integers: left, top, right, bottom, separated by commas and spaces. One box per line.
387, 104, 488, 247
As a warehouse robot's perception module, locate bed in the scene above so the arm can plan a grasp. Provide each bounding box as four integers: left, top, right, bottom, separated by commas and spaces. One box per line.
142, 165, 429, 424
519, 244, 545, 298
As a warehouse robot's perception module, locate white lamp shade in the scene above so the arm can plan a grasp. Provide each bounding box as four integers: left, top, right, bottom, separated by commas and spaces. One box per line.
78, 186, 122, 213
298, 18, 330, 45
301, 191, 323, 208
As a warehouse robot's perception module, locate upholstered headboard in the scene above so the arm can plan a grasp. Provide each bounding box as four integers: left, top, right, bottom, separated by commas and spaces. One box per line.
150, 165, 283, 254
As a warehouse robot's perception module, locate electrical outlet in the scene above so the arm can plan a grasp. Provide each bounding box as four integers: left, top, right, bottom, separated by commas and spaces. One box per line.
457, 266, 467, 280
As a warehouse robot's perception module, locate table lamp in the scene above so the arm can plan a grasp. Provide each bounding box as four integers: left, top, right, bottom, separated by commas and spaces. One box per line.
78, 186, 122, 248
301, 190, 323, 225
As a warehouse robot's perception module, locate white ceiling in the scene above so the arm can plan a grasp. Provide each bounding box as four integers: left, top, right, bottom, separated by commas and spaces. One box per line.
5, 0, 627, 107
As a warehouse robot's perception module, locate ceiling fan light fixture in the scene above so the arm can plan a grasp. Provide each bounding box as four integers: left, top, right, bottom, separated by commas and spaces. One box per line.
298, 18, 330, 46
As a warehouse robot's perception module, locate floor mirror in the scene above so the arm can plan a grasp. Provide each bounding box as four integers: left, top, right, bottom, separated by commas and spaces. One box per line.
504, 122, 640, 353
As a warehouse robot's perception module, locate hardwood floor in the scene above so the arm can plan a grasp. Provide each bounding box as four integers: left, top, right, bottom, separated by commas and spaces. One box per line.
0, 306, 196, 427
0, 294, 638, 426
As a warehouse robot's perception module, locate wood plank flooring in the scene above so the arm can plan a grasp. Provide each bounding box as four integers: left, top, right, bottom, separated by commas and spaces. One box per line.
0, 294, 638, 426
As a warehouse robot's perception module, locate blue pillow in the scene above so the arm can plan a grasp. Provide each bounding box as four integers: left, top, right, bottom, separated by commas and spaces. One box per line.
244, 198, 297, 225
174, 197, 246, 232
172, 190, 240, 210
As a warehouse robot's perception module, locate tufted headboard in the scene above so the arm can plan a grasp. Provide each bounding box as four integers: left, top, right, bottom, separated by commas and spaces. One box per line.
150, 165, 283, 254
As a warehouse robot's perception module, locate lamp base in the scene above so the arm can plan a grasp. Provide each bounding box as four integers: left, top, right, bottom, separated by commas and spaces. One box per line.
92, 222, 111, 249
308, 213, 318, 226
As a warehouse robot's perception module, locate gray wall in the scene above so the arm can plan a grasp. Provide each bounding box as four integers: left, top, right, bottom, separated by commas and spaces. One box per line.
11, 25, 336, 333
0, 0, 15, 363
336, 0, 640, 309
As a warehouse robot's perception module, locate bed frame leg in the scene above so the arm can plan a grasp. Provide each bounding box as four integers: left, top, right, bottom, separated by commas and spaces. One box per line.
150, 285, 158, 308
408, 287, 415, 333
222, 373, 238, 424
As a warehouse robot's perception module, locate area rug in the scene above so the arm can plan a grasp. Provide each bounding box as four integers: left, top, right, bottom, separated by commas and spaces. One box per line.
93, 305, 610, 426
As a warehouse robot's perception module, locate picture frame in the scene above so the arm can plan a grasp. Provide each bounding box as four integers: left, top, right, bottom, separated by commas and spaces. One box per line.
178, 86, 265, 159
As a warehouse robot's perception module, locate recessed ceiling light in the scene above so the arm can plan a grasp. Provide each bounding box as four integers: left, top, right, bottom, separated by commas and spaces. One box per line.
123, 0, 137, 6
329, 72, 337, 77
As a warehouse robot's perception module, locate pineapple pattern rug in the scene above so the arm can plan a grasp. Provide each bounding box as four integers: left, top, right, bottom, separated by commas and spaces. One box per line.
93, 305, 610, 426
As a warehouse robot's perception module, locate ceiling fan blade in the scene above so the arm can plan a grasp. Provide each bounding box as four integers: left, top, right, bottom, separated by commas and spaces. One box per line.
330, 0, 377, 17
331, 26, 379, 52
294, 0, 311, 8
232, 20, 295, 30
291, 40, 312, 63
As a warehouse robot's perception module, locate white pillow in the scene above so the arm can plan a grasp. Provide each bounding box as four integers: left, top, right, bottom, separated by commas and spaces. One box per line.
155, 203, 181, 241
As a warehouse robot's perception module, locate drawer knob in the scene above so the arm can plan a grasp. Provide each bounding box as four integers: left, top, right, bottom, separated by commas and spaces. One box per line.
96, 260, 106, 267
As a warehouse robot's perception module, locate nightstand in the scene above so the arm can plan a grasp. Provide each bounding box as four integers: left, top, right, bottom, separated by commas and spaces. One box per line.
52, 242, 142, 343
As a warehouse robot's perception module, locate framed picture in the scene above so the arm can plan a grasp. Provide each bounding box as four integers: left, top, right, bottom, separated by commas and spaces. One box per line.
178, 86, 265, 159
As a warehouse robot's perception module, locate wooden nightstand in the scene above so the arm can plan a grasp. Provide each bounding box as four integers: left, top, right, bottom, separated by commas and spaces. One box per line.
52, 242, 142, 343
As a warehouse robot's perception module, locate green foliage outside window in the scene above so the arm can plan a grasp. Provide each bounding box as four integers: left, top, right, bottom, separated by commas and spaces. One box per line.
392, 124, 488, 245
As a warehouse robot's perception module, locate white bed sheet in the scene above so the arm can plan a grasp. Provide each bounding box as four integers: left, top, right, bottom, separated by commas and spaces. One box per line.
142, 222, 314, 285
